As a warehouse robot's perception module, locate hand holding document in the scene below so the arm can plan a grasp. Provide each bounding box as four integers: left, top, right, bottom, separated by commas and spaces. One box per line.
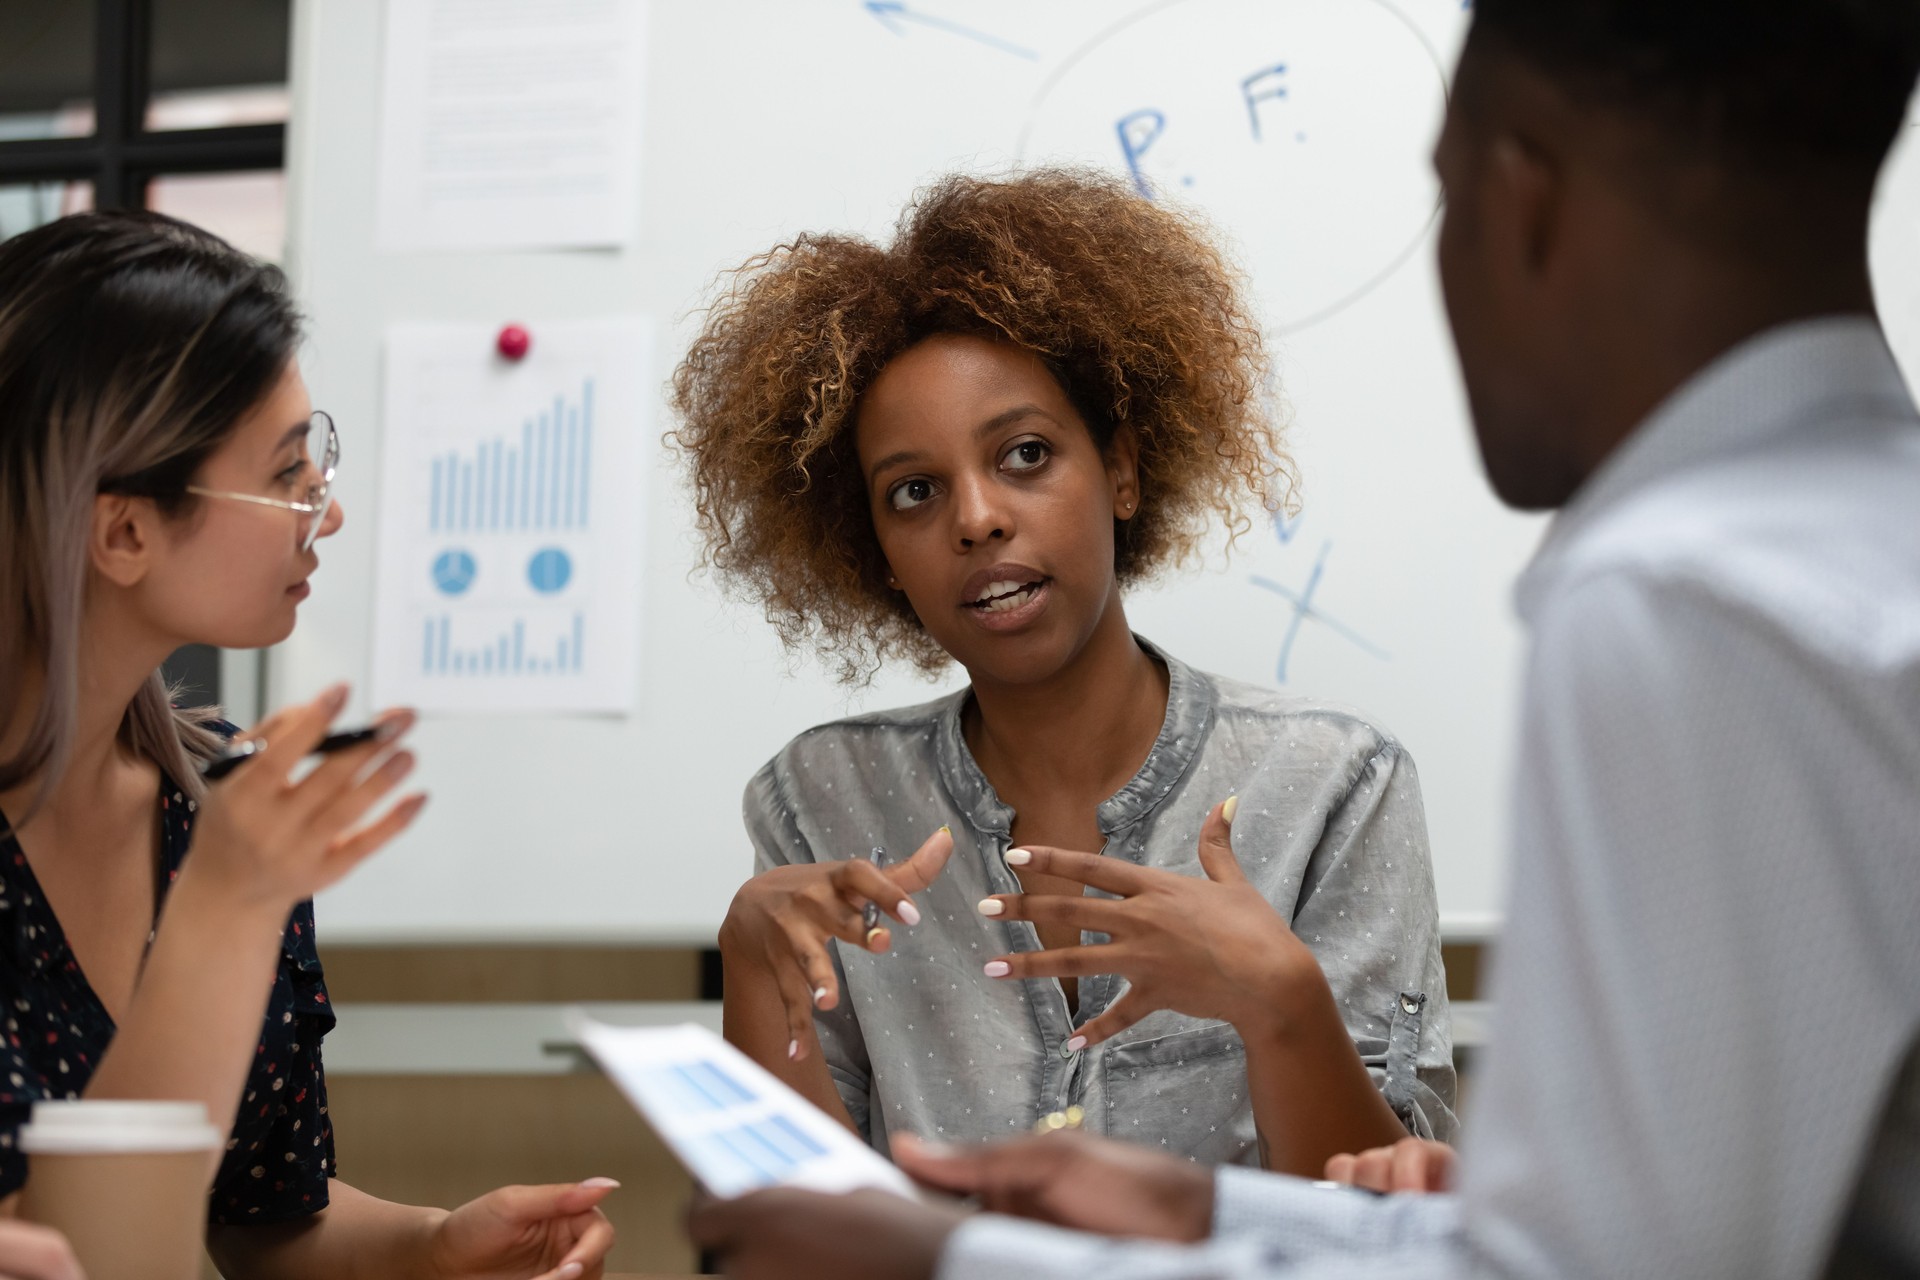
571, 1020, 915, 1199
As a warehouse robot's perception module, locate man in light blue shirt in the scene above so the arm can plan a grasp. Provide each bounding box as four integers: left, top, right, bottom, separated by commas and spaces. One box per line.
688, 2, 1920, 1276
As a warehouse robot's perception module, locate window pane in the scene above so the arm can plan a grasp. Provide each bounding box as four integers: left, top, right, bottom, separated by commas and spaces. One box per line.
0, 181, 94, 244
147, 0, 292, 132
146, 170, 286, 262
0, 3, 95, 139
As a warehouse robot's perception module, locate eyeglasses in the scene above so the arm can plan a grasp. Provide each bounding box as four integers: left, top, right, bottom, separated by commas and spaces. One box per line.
186, 411, 339, 552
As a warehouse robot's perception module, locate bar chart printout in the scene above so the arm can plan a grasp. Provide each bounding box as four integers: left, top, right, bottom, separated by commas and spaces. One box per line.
372, 319, 650, 713
426, 379, 595, 536
573, 1021, 916, 1200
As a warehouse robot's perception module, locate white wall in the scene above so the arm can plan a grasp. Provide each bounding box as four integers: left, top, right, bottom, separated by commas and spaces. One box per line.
279, 0, 1919, 943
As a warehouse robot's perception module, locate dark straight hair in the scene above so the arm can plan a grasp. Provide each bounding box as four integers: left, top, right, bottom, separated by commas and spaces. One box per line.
0, 211, 304, 825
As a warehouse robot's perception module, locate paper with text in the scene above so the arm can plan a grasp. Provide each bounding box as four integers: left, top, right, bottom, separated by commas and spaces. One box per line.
573, 1020, 917, 1200
375, 0, 647, 251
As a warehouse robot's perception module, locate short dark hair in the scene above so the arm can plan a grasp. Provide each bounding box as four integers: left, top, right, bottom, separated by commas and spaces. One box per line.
1467, 0, 1920, 172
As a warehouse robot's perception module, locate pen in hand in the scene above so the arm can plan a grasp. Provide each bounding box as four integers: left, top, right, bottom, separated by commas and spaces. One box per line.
200, 723, 391, 781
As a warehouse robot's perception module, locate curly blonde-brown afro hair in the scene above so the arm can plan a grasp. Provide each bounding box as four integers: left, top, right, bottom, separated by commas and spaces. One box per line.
669, 167, 1291, 683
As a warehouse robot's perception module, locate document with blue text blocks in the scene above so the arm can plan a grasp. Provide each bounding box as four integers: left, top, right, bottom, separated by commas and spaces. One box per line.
571, 1019, 916, 1199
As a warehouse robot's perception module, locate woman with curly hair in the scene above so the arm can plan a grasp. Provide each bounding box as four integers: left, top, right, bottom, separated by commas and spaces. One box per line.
672, 169, 1455, 1178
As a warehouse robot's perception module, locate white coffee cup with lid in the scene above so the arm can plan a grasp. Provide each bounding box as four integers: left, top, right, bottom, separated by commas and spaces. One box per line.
19, 1099, 222, 1280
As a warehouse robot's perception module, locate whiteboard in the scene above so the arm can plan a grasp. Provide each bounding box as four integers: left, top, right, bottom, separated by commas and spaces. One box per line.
280, 0, 1920, 943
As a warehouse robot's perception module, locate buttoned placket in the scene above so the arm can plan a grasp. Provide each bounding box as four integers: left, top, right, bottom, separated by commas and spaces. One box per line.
935, 637, 1217, 1133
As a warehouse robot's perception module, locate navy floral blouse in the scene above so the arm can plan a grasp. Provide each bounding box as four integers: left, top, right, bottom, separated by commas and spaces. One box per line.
0, 775, 336, 1225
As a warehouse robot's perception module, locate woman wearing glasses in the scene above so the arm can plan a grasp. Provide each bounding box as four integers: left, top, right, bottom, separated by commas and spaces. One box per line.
0, 212, 614, 1279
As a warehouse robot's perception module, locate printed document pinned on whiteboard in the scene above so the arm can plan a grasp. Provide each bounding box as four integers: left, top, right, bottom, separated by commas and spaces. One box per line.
572, 1020, 917, 1200
371, 318, 650, 714
375, 0, 647, 251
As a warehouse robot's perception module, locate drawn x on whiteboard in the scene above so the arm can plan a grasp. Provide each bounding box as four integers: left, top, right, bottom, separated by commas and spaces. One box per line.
1250, 540, 1391, 684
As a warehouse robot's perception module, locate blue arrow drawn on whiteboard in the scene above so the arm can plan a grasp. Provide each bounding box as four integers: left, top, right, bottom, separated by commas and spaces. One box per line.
864, 2, 1039, 60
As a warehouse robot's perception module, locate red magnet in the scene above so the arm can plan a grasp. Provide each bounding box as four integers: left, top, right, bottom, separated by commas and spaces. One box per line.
495, 323, 532, 361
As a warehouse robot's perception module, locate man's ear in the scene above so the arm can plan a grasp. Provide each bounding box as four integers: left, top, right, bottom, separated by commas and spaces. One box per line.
1485, 129, 1563, 282
91, 492, 158, 588
1105, 422, 1141, 519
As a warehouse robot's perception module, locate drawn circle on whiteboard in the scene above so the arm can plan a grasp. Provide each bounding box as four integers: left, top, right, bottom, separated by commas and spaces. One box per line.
1017, 0, 1449, 334
527, 547, 574, 595
431, 549, 477, 596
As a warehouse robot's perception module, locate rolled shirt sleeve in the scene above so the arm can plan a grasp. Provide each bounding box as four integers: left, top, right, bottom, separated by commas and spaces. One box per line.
1289, 743, 1458, 1142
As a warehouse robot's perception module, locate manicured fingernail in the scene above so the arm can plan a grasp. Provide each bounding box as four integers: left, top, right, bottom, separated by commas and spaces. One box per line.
938, 824, 951, 835
984, 960, 1011, 977
897, 900, 922, 926
977, 898, 1004, 917
812, 986, 831, 1006
323, 682, 349, 711
788, 1039, 800, 1060
376, 710, 415, 741
553, 1264, 585, 1280
1222, 795, 1239, 825
1066, 1035, 1087, 1052
1005, 848, 1032, 866
580, 1176, 620, 1189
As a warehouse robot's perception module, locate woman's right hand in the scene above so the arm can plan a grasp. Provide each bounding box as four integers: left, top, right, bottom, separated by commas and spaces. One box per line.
720, 826, 955, 1061
184, 683, 426, 913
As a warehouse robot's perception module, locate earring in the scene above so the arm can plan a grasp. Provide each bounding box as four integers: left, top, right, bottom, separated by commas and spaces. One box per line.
887, 576, 900, 588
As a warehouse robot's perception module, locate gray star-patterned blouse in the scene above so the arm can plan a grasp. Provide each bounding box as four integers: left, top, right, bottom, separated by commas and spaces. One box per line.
743, 638, 1456, 1165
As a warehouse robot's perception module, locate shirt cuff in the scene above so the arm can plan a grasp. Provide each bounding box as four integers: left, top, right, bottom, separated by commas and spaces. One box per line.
937, 1214, 1227, 1280
1212, 1165, 1462, 1258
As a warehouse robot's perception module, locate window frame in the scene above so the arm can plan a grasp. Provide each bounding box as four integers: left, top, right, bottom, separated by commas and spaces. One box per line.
0, 0, 285, 210
0, 0, 292, 710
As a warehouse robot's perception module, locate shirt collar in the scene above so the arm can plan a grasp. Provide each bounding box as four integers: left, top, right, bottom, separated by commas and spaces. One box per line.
934, 635, 1214, 838
1516, 315, 1913, 619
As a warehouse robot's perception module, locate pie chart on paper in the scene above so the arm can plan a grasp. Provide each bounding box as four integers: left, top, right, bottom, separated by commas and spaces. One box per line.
431, 548, 477, 596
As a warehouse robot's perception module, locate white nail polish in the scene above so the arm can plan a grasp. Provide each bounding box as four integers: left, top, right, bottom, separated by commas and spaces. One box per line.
787, 1039, 800, 1060
898, 900, 922, 926
977, 898, 1004, 917
1066, 1035, 1088, 1052
812, 986, 830, 1005
1005, 848, 1032, 866
984, 960, 1011, 977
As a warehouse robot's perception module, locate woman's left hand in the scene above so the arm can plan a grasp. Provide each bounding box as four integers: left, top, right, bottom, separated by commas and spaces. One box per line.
1324, 1136, 1457, 1194
979, 799, 1325, 1049
423, 1179, 618, 1280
